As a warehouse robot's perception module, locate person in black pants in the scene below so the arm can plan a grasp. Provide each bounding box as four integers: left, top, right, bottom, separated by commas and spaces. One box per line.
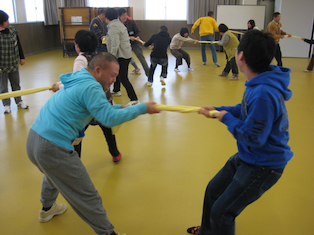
301, 37, 314, 72
143, 26, 171, 87
105, 8, 139, 106
266, 12, 291, 66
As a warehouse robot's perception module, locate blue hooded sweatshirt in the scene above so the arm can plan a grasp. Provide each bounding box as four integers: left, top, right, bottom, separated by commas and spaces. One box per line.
31, 68, 147, 150
215, 65, 293, 169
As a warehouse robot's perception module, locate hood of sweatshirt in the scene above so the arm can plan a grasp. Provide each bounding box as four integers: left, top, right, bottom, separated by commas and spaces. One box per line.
245, 65, 292, 101
159, 31, 170, 38
59, 68, 95, 88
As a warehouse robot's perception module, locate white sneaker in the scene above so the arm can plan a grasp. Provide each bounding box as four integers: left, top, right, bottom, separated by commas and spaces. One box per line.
147, 81, 153, 87
303, 69, 313, 73
130, 69, 141, 75
17, 101, 29, 109
160, 76, 166, 85
215, 62, 221, 67
174, 68, 180, 72
39, 202, 67, 223
111, 91, 121, 97
125, 100, 140, 107
188, 68, 194, 71
203, 62, 206, 65
4, 106, 11, 114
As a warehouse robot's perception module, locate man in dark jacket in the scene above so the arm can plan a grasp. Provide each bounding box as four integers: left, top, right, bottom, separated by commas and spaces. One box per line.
89, 9, 107, 54
143, 26, 171, 87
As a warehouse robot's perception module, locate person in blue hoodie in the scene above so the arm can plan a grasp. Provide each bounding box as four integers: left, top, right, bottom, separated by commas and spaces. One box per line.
187, 30, 293, 235
26, 53, 160, 235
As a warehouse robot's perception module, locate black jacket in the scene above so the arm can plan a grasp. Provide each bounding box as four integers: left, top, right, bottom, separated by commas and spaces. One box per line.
144, 31, 171, 59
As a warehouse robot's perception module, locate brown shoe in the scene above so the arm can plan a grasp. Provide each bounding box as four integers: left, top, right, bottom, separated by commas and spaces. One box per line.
218, 73, 227, 77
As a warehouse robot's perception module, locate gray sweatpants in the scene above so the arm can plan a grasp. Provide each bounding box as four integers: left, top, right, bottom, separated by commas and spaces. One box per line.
26, 129, 115, 235
0, 70, 22, 106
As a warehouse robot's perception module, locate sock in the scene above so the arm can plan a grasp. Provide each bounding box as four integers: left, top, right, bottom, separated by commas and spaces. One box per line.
42, 206, 52, 211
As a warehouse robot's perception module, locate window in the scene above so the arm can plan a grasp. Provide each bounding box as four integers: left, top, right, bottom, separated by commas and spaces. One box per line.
24, 0, 44, 22
145, 0, 187, 20
2, 0, 16, 23
89, 0, 129, 7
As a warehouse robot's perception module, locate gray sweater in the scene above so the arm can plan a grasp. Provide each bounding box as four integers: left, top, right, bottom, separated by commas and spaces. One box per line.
106, 19, 132, 59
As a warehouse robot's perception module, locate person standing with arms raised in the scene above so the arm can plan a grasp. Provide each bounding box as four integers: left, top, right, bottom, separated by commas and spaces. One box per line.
191, 11, 220, 67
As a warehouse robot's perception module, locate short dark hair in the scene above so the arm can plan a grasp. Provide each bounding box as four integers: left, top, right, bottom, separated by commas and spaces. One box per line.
237, 30, 276, 74
75, 30, 98, 53
218, 24, 228, 33
117, 8, 127, 17
99, 9, 106, 15
105, 8, 118, 21
273, 12, 281, 18
180, 27, 189, 37
248, 19, 255, 30
160, 26, 168, 32
88, 52, 119, 71
207, 11, 213, 16
0, 10, 9, 25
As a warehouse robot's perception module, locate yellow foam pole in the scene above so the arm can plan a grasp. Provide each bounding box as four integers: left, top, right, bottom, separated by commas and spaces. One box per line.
112, 104, 220, 135
198, 41, 219, 44
229, 30, 244, 35
284, 35, 302, 39
0, 86, 51, 100
155, 104, 219, 117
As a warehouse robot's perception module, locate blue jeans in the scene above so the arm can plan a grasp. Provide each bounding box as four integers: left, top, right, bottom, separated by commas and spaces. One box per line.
96, 47, 107, 54
200, 34, 217, 63
148, 57, 168, 82
199, 153, 284, 235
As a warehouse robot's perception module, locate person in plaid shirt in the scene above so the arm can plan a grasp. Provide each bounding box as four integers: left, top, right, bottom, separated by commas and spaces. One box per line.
0, 10, 29, 114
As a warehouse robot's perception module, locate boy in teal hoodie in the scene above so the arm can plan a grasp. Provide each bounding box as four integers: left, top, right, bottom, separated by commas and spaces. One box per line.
187, 30, 293, 235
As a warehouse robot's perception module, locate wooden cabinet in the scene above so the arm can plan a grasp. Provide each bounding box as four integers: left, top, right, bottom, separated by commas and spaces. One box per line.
58, 7, 133, 57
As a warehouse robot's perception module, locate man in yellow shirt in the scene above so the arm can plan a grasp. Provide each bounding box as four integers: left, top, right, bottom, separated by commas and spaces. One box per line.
191, 11, 220, 67
266, 12, 291, 66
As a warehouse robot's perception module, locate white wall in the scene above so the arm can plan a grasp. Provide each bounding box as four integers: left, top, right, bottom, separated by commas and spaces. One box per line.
279, 0, 314, 58
129, 0, 145, 20
15, 0, 27, 23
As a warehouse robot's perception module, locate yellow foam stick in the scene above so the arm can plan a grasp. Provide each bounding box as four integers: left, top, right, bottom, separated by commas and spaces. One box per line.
155, 104, 219, 117
138, 39, 144, 44
284, 35, 302, 39
112, 104, 220, 135
199, 40, 220, 44
229, 30, 244, 35
102, 37, 107, 44
0, 86, 51, 100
